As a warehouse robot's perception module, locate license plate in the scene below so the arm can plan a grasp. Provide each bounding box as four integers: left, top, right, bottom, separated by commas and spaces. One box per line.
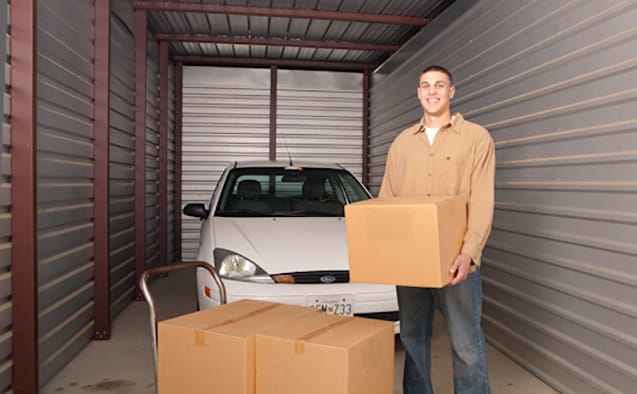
307, 295, 354, 316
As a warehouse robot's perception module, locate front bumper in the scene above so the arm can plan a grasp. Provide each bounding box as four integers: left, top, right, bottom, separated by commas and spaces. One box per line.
196, 269, 399, 330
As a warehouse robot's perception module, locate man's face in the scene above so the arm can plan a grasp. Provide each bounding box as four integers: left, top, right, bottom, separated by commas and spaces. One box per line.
417, 70, 455, 117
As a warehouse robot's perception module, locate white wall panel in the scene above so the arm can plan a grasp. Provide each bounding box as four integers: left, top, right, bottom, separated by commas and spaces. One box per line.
277, 70, 363, 178
369, 1, 637, 392
181, 66, 270, 259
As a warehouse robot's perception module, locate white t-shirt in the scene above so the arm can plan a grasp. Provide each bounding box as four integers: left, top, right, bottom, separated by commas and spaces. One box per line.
425, 127, 439, 145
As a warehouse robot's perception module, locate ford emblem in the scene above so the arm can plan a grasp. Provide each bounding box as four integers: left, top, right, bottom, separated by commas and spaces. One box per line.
320, 275, 336, 283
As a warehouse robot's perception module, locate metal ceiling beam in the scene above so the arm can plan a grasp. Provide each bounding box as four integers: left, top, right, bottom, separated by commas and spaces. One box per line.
131, 1, 430, 26
155, 33, 400, 52
173, 55, 377, 71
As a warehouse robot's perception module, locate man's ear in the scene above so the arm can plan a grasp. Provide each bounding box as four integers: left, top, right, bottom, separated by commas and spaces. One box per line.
450, 85, 456, 99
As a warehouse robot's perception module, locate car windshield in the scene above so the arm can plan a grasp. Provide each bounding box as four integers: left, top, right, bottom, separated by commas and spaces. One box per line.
214, 166, 370, 217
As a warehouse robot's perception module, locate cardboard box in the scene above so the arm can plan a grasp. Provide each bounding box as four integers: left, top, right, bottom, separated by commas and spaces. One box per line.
345, 196, 466, 288
256, 312, 394, 394
157, 299, 319, 394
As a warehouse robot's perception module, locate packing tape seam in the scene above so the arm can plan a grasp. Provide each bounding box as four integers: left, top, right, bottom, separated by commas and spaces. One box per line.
293, 316, 356, 354
193, 303, 282, 346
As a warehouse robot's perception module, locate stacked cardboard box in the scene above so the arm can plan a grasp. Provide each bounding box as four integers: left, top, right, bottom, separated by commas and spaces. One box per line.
157, 299, 394, 394
345, 196, 467, 288
157, 299, 317, 394
256, 311, 394, 394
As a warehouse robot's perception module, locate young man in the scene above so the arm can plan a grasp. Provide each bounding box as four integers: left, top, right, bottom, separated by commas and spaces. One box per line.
379, 65, 495, 394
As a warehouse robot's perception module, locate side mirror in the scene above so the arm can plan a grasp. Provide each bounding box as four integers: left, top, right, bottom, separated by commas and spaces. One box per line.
183, 203, 208, 219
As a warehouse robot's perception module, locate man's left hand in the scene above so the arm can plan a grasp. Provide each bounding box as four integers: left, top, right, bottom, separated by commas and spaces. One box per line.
449, 253, 472, 285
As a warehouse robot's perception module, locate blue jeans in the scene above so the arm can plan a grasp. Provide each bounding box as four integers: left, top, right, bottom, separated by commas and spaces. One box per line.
397, 270, 490, 394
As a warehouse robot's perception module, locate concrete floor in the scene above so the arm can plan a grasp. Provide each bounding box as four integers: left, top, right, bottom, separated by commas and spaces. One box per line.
42, 270, 558, 394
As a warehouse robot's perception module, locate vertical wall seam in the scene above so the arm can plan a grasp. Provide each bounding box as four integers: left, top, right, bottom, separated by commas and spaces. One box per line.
362, 69, 370, 188
134, 10, 147, 298
269, 65, 277, 161
159, 41, 168, 267
93, 0, 111, 339
174, 62, 183, 262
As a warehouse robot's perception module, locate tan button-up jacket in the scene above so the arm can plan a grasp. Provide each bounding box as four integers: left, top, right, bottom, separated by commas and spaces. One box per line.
379, 113, 495, 266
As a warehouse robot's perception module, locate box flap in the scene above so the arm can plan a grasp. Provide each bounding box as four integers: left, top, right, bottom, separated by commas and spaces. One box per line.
159, 299, 276, 330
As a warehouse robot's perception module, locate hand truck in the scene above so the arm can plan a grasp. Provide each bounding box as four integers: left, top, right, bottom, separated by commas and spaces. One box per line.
139, 261, 227, 387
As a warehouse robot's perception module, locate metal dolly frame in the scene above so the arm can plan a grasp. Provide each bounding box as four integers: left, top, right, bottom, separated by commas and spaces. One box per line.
139, 261, 227, 386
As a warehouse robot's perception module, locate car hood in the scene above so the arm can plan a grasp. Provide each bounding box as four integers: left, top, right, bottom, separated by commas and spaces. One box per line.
212, 217, 349, 274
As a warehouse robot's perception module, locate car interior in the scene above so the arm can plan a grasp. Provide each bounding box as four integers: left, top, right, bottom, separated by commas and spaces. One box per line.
216, 167, 370, 217
227, 179, 274, 213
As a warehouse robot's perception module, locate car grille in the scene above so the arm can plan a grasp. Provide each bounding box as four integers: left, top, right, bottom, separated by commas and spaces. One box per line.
278, 270, 350, 284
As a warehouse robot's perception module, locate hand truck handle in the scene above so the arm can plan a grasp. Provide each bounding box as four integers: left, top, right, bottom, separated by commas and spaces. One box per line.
139, 261, 227, 388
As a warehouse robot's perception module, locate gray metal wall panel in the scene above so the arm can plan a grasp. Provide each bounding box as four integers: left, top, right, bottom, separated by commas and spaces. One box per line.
277, 70, 363, 179
146, 39, 160, 269
181, 66, 270, 259
36, 0, 95, 386
109, 10, 136, 318
0, 2, 10, 389
368, 0, 637, 392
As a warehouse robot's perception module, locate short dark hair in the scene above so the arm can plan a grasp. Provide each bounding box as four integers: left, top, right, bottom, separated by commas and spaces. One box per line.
420, 65, 453, 85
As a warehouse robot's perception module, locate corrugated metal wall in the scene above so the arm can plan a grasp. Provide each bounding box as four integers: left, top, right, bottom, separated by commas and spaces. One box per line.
3, 0, 175, 387
0, 2, 11, 390
36, 0, 96, 384
109, 12, 136, 318
145, 39, 160, 269
180, 66, 271, 259
180, 67, 365, 259
368, 0, 637, 393
277, 70, 363, 178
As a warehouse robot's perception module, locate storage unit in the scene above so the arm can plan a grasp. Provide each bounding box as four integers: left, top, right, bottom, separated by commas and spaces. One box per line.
2, 0, 636, 392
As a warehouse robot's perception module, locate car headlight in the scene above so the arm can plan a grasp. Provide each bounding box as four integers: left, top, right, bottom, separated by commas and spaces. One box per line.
213, 249, 274, 283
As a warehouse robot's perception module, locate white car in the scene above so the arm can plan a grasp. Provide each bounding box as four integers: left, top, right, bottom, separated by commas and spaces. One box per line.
183, 160, 399, 330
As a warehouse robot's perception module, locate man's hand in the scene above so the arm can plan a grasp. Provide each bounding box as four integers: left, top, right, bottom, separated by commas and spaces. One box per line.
449, 253, 473, 285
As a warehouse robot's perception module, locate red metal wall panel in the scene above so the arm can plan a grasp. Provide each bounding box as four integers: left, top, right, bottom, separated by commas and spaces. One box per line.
11, 0, 38, 391
93, 0, 111, 340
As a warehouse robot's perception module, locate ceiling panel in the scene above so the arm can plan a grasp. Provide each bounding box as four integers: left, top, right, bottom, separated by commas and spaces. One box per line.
139, 0, 455, 70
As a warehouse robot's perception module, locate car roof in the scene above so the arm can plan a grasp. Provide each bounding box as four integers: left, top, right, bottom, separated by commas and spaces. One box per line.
227, 160, 345, 170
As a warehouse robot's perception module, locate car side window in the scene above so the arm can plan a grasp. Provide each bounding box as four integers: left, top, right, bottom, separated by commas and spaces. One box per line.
341, 180, 368, 203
